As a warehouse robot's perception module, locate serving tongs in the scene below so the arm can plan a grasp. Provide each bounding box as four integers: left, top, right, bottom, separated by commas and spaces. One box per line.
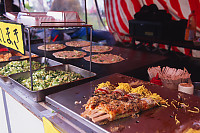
9, 56, 22, 61
7, 49, 22, 61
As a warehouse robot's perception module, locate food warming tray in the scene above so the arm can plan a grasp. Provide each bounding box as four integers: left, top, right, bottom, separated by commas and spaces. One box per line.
46, 73, 200, 133
9, 64, 96, 102
0, 57, 62, 82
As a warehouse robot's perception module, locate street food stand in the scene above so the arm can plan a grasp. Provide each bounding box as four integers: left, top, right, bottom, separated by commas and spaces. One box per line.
0, 11, 95, 132
1, 1, 200, 133
0, 11, 171, 133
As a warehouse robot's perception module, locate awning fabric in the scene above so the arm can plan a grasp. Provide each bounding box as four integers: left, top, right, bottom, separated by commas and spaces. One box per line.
104, 0, 200, 57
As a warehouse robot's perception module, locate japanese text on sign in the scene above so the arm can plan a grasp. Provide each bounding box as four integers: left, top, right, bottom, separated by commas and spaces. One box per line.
0, 21, 25, 55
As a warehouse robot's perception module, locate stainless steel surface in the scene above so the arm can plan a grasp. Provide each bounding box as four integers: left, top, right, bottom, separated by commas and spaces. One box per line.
46, 96, 109, 133
9, 64, 96, 102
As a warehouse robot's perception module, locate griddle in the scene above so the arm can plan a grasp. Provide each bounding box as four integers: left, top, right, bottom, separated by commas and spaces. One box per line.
30, 42, 168, 79
47, 73, 200, 133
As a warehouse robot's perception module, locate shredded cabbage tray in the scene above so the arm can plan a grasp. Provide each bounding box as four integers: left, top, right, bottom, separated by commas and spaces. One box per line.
17, 68, 83, 91
0, 60, 45, 76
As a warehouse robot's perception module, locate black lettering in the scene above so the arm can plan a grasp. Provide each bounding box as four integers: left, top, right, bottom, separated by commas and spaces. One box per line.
13, 29, 19, 43
13, 41, 19, 50
6, 27, 13, 45
0, 28, 6, 43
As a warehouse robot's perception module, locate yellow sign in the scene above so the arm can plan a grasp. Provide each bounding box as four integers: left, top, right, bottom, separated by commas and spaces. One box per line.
0, 21, 25, 55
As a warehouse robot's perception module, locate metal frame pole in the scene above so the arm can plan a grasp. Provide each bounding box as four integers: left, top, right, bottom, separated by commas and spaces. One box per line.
27, 27, 33, 91
85, 0, 87, 24
43, 28, 47, 65
89, 26, 92, 72
85, 0, 89, 40
39, 22, 47, 65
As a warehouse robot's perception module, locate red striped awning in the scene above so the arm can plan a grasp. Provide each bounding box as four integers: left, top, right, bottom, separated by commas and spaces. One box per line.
104, 0, 200, 57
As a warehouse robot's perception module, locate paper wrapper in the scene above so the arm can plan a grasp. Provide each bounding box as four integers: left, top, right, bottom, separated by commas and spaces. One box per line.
148, 66, 161, 81
148, 66, 191, 90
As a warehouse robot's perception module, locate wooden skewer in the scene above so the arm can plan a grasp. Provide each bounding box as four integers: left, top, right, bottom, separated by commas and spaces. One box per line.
81, 109, 90, 118
82, 108, 101, 118
87, 109, 99, 117
89, 111, 106, 119
92, 113, 110, 123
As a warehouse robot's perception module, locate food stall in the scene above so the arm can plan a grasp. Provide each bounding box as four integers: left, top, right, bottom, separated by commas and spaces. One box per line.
0, 0, 200, 133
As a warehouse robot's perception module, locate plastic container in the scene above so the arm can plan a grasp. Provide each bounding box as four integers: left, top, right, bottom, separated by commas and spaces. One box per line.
178, 83, 194, 95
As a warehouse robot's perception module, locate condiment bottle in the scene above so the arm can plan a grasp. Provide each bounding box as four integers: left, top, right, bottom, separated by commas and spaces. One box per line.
185, 10, 196, 41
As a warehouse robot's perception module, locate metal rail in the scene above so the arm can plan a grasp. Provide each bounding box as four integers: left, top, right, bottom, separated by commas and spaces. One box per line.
46, 96, 109, 133
26, 27, 33, 91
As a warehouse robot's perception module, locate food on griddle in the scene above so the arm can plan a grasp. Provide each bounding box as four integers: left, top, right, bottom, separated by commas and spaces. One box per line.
81, 82, 165, 124
0, 60, 45, 76
38, 44, 66, 51
97, 81, 115, 90
53, 50, 87, 59
17, 69, 83, 91
65, 40, 90, 47
82, 46, 113, 53
84, 54, 125, 64
110, 125, 125, 132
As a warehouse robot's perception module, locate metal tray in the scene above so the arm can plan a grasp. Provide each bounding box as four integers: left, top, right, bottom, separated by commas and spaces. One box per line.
9, 64, 96, 102
0, 57, 62, 82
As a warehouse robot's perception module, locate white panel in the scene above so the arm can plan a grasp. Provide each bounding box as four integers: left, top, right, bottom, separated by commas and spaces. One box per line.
0, 89, 44, 133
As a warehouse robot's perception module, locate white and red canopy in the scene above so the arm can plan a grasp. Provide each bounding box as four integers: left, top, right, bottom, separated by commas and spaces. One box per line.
104, 0, 200, 57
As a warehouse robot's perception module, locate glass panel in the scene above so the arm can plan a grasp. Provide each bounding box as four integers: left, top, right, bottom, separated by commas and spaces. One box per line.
24, 0, 50, 12
24, 0, 84, 18
23, 0, 107, 30
87, 0, 107, 30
